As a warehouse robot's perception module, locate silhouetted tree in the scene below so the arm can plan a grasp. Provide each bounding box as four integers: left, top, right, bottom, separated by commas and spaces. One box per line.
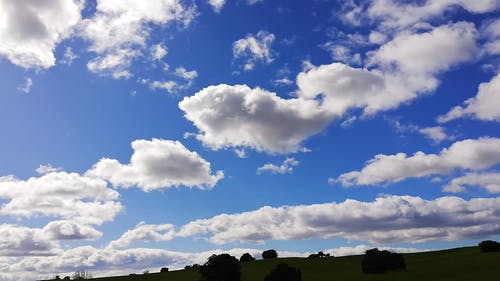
479, 240, 500, 252
308, 251, 331, 258
262, 249, 278, 259
160, 267, 169, 273
240, 252, 256, 262
263, 263, 302, 281
63, 277, 70, 281
361, 248, 406, 274
199, 254, 241, 281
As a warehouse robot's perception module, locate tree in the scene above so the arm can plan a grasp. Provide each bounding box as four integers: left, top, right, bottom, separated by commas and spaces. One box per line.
199, 254, 241, 281
361, 248, 405, 274
240, 252, 256, 262
263, 263, 302, 281
479, 240, 500, 252
160, 267, 169, 273
262, 249, 278, 259
308, 251, 331, 258
72, 270, 92, 280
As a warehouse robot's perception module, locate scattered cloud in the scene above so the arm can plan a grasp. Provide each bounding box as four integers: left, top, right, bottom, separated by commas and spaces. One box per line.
438, 73, 500, 123
41, 220, 102, 241
177, 195, 500, 244
107, 222, 176, 249
81, 0, 196, 78
0, 0, 83, 69
59, 47, 78, 65
36, 164, 63, 175
418, 126, 452, 143
150, 44, 168, 61
273, 77, 293, 86
150, 80, 180, 94
17, 77, 33, 94
233, 31, 275, 71
179, 84, 333, 154
334, 137, 500, 187
257, 158, 299, 175
443, 172, 500, 193
207, 0, 226, 12
86, 139, 223, 191
175, 67, 198, 81
0, 172, 122, 225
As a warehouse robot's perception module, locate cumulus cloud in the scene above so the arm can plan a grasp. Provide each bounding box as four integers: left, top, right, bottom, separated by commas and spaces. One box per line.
175, 67, 198, 80
81, 0, 196, 78
418, 126, 451, 143
0, 172, 122, 225
208, 0, 226, 12
179, 84, 333, 154
41, 220, 102, 241
443, 172, 500, 193
438, 73, 500, 123
233, 31, 275, 71
150, 44, 168, 61
0, 224, 59, 257
177, 195, 500, 244
86, 139, 223, 191
107, 222, 176, 249
344, 0, 500, 29
0, 0, 83, 69
335, 137, 500, 187
257, 158, 299, 175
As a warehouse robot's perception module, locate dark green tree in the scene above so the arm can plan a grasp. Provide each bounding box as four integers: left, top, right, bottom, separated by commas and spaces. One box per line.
262, 249, 278, 259
479, 240, 500, 252
199, 254, 241, 281
240, 252, 256, 262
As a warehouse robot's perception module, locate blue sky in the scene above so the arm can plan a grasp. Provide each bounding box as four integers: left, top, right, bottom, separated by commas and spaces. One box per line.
0, 0, 500, 279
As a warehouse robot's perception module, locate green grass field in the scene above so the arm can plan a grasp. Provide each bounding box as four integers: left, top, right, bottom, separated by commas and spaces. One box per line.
68, 246, 500, 281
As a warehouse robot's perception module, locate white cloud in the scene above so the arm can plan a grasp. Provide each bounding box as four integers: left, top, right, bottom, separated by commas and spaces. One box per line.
86, 139, 223, 191
179, 84, 333, 154
257, 158, 299, 175
0, 224, 59, 257
36, 164, 62, 175
81, 0, 196, 78
438, 73, 500, 123
0, 0, 83, 69
327, 245, 432, 257
59, 47, 78, 65
418, 126, 451, 143
443, 172, 500, 193
483, 19, 500, 56
177, 195, 500, 244
107, 222, 176, 249
335, 137, 500, 187
364, 0, 499, 29
150, 80, 180, 94
41, 220, 102, 241
233, 31, 275, 71
208, 0, 226, 12
273, 77, 293, 86
17, 77, 33, 94
175, 67, 198, 80
150, 44, 168, 61
0, 172, 122, 225
320, 43, 362, 65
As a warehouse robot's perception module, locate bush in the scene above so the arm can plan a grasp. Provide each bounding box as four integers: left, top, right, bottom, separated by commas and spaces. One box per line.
361, 248, 406, 274
262, 249, 278, 259
479, 240, 500, 252
240, 252, 256, 262
263, 263, 302, 281
199, 254, 241, 281
160, 267, 169, 273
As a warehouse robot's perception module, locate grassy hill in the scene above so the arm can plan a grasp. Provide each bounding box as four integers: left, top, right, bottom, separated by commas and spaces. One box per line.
68, 246, 500, 281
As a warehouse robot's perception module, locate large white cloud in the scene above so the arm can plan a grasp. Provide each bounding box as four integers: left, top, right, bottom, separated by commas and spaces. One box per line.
41, 220, 102, 241
176, 195, 500, 244
106, 221, 176, 249
0, 172, 122, 225
80, 0, 196, 78
438, 73, 500, 123
0, 224, 59, 257
86, 139, 223, 191
179, 84, 333, 154
0, 0, 83, 68
335, 137, 500, 187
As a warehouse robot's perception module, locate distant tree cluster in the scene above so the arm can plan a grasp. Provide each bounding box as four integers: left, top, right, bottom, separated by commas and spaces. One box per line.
72, 270, 92, 280
361, 248, 406, 274
479, 240, 500, 252
262, 249, 278, 259
263, 263, 302, 281
308, 251, 332, 258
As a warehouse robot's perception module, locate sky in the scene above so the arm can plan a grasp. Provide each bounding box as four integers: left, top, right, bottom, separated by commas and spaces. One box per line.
0, 0, 499, 279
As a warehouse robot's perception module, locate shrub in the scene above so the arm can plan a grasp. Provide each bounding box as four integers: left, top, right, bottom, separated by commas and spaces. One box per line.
160, 267, 169, 273
240, 252, 256, 262
361, 248, 406, 274
479, 240, 500, 252
199, 254, 241, 281
263, 263, 302, 281
262, 249, 278, 259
